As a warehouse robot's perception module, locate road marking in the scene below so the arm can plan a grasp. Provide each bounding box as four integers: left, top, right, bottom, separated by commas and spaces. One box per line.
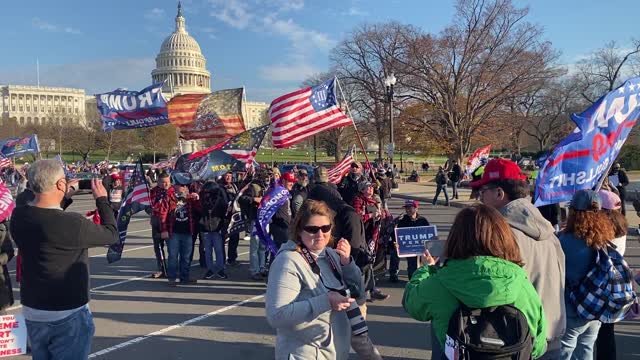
8, 250, 252, 311
90, 251, 250, 292
9, 230, 154, 274
88, 294, 265, 358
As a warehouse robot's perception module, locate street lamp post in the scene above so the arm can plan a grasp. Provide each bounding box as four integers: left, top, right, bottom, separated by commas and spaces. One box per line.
384, 73, 397, 165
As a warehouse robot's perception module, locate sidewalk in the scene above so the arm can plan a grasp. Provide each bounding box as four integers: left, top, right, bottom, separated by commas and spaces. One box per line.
392, 181, 640, 232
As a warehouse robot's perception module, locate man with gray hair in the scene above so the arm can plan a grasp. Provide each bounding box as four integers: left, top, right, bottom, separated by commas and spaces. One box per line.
10, 159, 118, 359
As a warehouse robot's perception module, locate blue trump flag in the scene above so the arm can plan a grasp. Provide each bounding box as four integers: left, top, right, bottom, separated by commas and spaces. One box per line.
0, 134, 40, 157
534, 77, 640, 206
96, 83, 170, 131
255, 184, 290, 256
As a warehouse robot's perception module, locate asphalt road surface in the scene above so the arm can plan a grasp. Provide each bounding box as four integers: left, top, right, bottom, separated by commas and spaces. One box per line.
7, 195, 640, 359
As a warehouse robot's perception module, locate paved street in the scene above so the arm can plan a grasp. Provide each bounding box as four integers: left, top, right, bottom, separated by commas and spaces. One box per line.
7, 192, 640, 359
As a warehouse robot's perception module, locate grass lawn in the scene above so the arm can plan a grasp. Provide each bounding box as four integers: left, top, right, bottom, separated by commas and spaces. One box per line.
254, 148, 449, 166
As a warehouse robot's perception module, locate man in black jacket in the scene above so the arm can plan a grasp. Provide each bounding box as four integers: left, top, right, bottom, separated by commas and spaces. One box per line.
238, 171, 269, 280
338, 162, 363, 205
450, 161, 462, 199
10, 159, 118, 360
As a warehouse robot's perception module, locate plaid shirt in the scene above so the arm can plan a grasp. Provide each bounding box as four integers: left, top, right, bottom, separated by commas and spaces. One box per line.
569, 246, 637, 323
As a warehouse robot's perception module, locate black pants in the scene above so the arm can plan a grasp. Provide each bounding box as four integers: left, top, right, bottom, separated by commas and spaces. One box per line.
618, 187, 627, 216
227, 233, 240, 262
389, 251, 418, 279
151, 227, 167, 274
595, 323, 616, 360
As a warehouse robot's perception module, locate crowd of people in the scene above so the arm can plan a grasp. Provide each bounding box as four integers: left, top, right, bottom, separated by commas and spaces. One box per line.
0, 154, 637, 359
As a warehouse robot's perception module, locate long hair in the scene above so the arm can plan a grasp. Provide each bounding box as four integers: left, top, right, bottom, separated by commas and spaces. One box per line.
565, 204, 615, 249
602, 209, 628, 239
289, 200, 336, 248
445, 204, 523, 266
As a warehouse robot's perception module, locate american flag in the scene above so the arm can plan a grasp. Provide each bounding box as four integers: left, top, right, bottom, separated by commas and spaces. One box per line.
328, 145, 356, 184
107, 159, 150, 263
167, 88, 246, 142
188, 125, 270, 165
0, 155, 11, 169
269, 78, 353, 148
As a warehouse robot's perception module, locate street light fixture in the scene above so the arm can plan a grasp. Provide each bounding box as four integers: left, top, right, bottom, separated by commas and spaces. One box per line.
384, 73, 397, 165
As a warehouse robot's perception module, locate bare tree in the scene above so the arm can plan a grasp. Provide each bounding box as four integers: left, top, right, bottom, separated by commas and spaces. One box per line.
575, 40, 640, 104
399, 0, 560, 163
140, 125, 178, 159
331, 22, 417, 161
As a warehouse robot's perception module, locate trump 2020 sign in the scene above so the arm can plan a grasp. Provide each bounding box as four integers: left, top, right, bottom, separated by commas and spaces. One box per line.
395, 225, 439, 258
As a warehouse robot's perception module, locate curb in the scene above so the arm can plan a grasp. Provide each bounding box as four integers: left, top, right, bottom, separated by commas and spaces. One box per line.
391, 193, 470, 209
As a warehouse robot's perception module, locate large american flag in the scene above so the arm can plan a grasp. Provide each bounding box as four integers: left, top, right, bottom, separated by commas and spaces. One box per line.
269, 78, 353, 148
328, 145, 356, 184
123, 161, 151, 206
167, 88, 246, 142
188, 125, 270, 165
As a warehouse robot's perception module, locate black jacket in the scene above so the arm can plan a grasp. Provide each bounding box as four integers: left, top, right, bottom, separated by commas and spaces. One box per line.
307, 182, 344, 211
10, 197, 118, 311
0, 221, 14, 310
338, 174, 362, 205
333, 204, 369, 268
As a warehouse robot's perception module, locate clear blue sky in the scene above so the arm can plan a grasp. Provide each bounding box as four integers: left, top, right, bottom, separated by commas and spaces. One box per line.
0, 0, 638, 102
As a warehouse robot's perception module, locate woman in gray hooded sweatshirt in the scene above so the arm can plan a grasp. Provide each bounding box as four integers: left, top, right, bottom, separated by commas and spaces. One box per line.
266, 200, 366, 360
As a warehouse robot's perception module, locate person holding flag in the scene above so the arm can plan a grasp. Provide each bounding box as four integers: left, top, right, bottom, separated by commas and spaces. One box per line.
148, 173, 173, 278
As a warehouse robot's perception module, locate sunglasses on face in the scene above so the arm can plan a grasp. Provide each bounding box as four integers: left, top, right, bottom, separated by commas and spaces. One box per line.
303, 224, 332, 234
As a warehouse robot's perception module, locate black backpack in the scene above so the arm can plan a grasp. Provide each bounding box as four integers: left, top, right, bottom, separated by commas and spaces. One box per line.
444, 304, 533, 360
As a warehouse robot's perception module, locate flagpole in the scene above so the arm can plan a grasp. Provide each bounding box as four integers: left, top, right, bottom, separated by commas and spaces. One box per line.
335, 77, 374, 178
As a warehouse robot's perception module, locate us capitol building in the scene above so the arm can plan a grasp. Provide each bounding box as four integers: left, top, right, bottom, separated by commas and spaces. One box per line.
1, 1, 269, 140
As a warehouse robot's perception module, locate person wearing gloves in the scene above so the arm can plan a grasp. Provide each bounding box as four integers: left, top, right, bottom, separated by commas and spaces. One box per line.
266, 200, 369, 360
403, 204, 547, 359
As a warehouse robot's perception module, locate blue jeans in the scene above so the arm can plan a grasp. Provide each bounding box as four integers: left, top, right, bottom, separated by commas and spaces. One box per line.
433, 184, 449, 204
167, 232, 193, 281
248, 221, 266, 275
203, 231, 225, 273
559, 316, 601, 360
26, 307, 95, 360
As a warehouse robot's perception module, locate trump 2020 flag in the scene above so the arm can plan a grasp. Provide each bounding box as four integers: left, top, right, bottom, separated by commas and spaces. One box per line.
269, 78, 353, 148
96, 83, 170, 131
107, 159, 151, 263
534, 77, 640, 206
255, 184, 290, 256
0, 134, 40, 158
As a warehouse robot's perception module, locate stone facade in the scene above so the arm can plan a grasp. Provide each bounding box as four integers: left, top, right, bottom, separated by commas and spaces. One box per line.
151, 2, 210, 95
0, 85, 87, 127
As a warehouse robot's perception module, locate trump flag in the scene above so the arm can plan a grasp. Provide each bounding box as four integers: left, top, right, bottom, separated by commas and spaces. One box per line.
534, 77, 640, 206
96, 83, 170, 131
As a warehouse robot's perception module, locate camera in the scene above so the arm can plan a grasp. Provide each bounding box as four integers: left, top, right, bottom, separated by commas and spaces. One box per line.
345, 300, 368, 336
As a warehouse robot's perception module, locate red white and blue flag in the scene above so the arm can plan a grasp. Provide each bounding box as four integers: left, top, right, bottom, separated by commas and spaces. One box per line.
465, 145, 492, 176
328, 145, 355, 184
0, 155, 11, 169
107, 159, 150, 263
534, 77, 640, 206
269, 78, 353, 148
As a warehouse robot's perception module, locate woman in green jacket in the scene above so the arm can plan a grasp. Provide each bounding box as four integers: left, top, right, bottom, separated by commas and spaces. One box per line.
403, 204, 547, 359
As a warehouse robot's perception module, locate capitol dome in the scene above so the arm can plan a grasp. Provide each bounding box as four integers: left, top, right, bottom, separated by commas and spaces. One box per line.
151, 1, 211, 95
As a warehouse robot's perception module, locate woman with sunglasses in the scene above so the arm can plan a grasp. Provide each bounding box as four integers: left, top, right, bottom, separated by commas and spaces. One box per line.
266, 200, 366, 360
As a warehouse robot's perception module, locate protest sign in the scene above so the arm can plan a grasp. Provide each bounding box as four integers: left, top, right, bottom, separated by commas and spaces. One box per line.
395, 225, 439, 257
0, 314, 27, 357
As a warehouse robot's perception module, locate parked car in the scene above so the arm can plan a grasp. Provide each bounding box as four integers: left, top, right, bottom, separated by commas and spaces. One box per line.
278, 164, 315, 180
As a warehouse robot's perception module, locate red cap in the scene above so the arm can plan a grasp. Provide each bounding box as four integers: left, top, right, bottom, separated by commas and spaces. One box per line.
110, 173, 121, 180
282, 172, 297, 183
469, 159, 526, 188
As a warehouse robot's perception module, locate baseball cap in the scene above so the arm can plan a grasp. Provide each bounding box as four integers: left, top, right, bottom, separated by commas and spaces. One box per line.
110, 173, 121, 180
358, 181, 372, 192
570, 189, 601, 211
351, 162, 361, 169
598, 190, 621, 210
282, 172, 297, 183
298, 168, 308, 176
469, 159, 527, 188
404, 200, 419, 208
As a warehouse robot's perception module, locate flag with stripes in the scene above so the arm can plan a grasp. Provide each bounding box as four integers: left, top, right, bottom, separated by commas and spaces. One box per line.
167, 88, 246, 142
328, 145, 356, 184
107, 159, 151, 263
0, 155, 11, 169
269, 78, 353, 148
188, 125, 270, 164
